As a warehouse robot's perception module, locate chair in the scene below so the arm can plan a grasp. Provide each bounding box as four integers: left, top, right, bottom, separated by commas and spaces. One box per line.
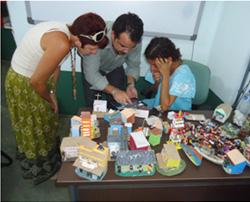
183, 59, 211, 105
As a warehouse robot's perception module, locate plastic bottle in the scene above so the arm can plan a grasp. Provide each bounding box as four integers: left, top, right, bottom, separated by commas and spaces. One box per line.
237, 89, 250, 116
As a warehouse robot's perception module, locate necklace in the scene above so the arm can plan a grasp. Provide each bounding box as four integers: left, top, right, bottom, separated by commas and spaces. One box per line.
70, 47, 77, 100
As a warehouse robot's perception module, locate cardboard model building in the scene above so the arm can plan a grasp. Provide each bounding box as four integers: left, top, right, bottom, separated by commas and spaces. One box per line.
70, 116, 82, 137
93, 99, 107, 118
93, 99, 107, 113
157, 144, 181, 168
71, 112, 100, 139
107, 126, 128, 160
115, 150, 156, 177
223, 148, 247, 175
60, 136, 85, 161
129, 131, 150, 150
156, 143, 186, 176
104, 110, 122, 124
121, 108, 136, 124
148, 127, 163, 146
213, 103, 232, 123
80, 111, 92, 137
73, 137, 109, 181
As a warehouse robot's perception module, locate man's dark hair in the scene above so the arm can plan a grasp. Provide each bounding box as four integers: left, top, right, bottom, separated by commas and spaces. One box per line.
144, 37, 181, 61
112, 12, 144, 43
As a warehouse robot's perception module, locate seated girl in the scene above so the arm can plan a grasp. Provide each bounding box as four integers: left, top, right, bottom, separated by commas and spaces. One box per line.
143, 37, 196, 111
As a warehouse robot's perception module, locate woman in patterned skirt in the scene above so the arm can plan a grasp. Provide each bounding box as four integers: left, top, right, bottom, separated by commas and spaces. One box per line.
5, 12, 108, 185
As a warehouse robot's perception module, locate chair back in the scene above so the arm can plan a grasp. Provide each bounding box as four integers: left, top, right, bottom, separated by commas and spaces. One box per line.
183, 59, 211, 105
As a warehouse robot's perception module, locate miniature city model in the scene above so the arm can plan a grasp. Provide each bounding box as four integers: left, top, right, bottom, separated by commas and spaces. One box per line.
115, 150, 156, 177
73, 137, 109, 181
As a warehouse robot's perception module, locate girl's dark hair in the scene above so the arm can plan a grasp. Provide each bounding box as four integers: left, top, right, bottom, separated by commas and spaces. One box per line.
144, 37, 181, 61
68, 12, 108, 49
112, 12, 144, 43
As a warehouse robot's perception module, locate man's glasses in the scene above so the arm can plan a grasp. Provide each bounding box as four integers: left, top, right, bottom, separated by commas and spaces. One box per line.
79, 27, 107, 43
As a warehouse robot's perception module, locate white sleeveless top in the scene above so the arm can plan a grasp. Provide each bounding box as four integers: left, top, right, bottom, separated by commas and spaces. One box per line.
11, 21, 71, 77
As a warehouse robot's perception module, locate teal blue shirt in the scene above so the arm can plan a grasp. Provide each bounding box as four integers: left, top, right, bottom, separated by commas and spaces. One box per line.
143, 64, 196, 110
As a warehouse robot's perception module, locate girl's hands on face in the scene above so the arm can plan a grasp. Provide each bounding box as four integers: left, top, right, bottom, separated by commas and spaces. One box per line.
150, 64, 161, 82
152, 71, 161, 82
155, 57, 172, 76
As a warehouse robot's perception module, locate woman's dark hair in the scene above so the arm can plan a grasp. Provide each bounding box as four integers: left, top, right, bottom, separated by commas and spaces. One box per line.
144, 37, 181, 61
68, 12, 108, 49
112, 12, 144, 43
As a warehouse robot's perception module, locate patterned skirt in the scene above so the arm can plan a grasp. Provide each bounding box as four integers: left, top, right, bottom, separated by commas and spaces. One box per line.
5, 68, 61, 185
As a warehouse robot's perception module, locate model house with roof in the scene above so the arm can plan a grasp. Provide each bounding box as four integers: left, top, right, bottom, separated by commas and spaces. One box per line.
115, 150, 156, 177
120, 108, 136, 124
60, 136, 85, 161
104, 110, 122, 124
213, 103, 232, 123
93, 99, 107, 113
73, 137, 109, 181
156, 144, 181, 168
148, 119, 163, 146
93, 99, 107, 118
71, 111, 100, 139
148, 127, 162, 146
129, 131, 150, 150
223, 148, 247, 174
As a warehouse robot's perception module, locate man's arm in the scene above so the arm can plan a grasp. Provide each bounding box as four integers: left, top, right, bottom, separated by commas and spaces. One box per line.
125, 42, 142, 82
81, 53, 109, 91
125, 43, 142, 98
81, 52, 132, 104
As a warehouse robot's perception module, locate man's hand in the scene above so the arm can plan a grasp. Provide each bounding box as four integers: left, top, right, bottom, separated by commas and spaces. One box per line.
112, 88, 132, 105
126, 84, 138, 98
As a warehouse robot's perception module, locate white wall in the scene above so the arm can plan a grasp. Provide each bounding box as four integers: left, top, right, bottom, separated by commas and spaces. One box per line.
7, 1, 250, 105
206, 1, 250, 104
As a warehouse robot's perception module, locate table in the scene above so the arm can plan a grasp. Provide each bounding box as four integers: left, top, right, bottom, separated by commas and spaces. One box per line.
56, 110, 250, 201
